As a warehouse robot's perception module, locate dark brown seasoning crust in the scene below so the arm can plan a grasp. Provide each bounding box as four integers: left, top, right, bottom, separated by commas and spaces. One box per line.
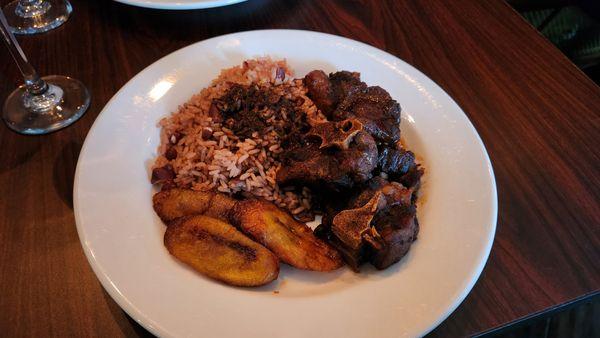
377, 147, 414, 176
303, 70, 336, 116
334, 86, 401, 144
276, 132, 378, 191
211, 83, 310, 140
317, 177, 419, 271
291, 69, 423, 271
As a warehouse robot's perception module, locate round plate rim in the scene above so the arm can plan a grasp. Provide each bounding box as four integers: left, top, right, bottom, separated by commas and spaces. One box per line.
74, 29, 498, 338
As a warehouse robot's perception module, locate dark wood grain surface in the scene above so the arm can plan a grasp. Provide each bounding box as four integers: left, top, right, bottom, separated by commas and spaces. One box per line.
0, 0, 598, 337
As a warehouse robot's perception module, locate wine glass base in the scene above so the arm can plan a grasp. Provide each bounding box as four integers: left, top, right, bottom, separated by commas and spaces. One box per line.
2, 75, 90, 135
3, 0, 72, 34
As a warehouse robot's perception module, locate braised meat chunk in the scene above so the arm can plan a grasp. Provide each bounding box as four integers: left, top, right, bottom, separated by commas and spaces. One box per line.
351, 176, 413, 208
304, 70, 367, 118
329, 71, 367, 106
337, 131, 379, 182
329, 191, 384, 270
277, 122, 378, 190
277, 139, 353, 190
304, 70, 401, 145
377, 147, 415, 176
334, 86, 401, 144
397, 164, 424, 191
323, 177, 419, 270
370, 204, 418, 269
377, 146, 423, 191
303, 70, 336, 116
351, 177, 418, 269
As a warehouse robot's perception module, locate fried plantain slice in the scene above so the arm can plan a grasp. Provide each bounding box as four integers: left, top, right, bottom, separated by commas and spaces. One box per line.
164, 215, 279, 287
230, 200, 343, 271
153, 188, 237, 223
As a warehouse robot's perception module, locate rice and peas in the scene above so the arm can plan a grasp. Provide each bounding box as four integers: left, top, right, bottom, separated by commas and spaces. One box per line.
153, 58, 325, 220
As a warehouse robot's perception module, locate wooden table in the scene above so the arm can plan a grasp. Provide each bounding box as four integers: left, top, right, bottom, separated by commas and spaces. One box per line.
0, 0, 598, 336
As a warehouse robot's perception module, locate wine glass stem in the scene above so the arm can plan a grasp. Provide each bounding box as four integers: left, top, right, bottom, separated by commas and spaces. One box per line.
0, 8, 48, 95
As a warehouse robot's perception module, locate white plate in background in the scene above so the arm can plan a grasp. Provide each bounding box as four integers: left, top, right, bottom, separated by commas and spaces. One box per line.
114, 0, 247, 10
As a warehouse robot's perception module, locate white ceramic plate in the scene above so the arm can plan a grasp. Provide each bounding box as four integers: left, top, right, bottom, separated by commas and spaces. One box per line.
114, 0, 246, 10
75, 30, 497, 338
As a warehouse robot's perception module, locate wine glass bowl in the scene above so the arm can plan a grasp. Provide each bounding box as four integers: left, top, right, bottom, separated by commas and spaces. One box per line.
3, 0, 72, 34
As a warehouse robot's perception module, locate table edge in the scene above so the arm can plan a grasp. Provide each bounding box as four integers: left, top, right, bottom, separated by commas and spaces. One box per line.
472, 290, 600, 337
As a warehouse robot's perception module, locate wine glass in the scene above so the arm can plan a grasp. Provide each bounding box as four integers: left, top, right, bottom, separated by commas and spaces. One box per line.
0, 8, 89, 135
3, 0, 72, 34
